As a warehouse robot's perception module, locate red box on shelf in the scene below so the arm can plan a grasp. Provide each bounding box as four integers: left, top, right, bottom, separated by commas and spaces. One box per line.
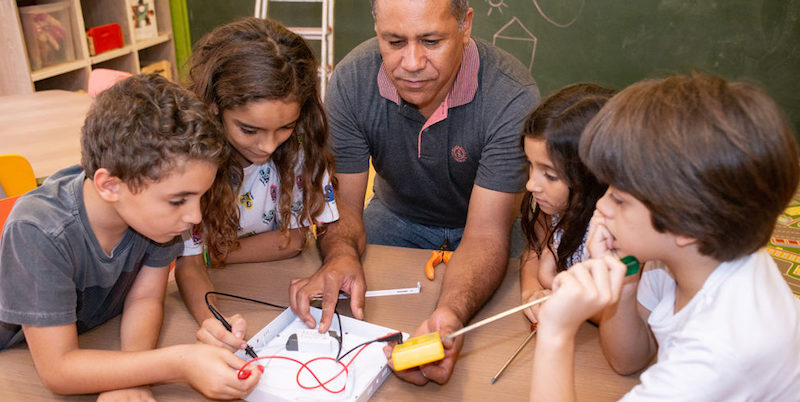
87, 23, 123, 56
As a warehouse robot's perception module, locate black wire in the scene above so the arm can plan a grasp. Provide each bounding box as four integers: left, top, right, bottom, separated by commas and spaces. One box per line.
334, 303, 343, 360
336, 339, 372, 362
204, 291, 288, 310
336, 332, 403, 362
205, 290, 345, 358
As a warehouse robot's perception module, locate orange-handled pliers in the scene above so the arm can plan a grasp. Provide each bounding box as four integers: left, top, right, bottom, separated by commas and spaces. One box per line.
425, 239, 453, 280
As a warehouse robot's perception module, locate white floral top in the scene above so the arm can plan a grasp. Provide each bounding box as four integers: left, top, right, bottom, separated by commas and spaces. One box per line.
182, 152, 338, 256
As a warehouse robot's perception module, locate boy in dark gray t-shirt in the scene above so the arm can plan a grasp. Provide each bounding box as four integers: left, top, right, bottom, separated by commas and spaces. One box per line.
0, 75, 261, 399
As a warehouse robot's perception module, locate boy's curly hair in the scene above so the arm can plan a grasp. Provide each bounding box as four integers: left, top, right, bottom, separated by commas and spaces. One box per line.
81, 74, 227, 193
187, 17, 336, 265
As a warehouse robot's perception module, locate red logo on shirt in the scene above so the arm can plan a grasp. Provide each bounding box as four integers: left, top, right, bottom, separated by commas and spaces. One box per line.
451, 145, 468, 162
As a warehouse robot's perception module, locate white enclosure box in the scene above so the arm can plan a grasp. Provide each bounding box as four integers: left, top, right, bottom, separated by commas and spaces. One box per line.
237, 307, 407, 401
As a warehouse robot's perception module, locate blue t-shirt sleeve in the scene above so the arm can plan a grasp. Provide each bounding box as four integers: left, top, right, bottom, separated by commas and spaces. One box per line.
0, 221, 77, 327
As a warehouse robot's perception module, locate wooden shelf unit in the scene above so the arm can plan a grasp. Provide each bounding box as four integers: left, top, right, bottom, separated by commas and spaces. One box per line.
0, 0, 177, 95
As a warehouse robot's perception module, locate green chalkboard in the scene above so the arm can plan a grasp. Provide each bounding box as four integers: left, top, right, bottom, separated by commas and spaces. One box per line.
186, 1, 330, 65
186, 0, 252, 48
337, 0, 800, 137
471, 0, 800, 138
186, 1, 800, 136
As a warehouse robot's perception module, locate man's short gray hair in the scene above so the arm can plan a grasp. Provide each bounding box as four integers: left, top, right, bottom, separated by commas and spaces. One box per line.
370, 0, 469, 29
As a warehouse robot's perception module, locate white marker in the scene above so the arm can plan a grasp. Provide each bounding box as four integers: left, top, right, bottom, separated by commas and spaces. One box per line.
312, 282, 421, 300
362, 281, 421, 298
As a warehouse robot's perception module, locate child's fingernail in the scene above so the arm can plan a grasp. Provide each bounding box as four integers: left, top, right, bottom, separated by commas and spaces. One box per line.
258, 365, 265, 373
240, 370, 252, 380
235, 331, 243, 338
356, 308, 364, 318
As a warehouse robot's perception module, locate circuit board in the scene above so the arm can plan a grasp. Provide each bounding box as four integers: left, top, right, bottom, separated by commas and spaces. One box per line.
237, 307, 407, 401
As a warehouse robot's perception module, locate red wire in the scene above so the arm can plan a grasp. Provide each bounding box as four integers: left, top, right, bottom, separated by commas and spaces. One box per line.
236, 343, 371, 394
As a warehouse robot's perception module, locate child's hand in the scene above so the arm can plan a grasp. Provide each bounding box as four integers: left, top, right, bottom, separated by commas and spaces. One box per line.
97, 386, 155, 402
196, 314, 249, 352
538, 255, 626, 335
177, 344, 262, 400
522, 289, 552, 323
586, 210, 615, 258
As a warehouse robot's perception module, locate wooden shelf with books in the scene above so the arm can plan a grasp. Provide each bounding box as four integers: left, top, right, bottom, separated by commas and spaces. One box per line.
0, 0, 176, 96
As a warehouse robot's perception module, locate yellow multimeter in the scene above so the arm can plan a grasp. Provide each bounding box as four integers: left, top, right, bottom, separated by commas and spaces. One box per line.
391, 331, 445, 371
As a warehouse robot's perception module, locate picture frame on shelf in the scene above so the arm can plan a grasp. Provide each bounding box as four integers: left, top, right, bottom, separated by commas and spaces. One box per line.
129, 0, 158, 41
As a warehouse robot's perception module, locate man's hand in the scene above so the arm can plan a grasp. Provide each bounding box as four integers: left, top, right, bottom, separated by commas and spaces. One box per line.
289, 254, 366, 332
384, 307, 464, 385
96, 386, 155, 402
293, 171, 369, 332
196, 313, 249, 352
382, 186, 516, 385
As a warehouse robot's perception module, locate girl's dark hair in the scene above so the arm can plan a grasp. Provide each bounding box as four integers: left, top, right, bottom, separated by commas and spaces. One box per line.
186, 17, 336, 265
520, 83, 615, 272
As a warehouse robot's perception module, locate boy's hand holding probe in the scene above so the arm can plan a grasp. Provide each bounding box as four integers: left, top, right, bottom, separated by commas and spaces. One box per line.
538, 255, 627, 336
197, 312, 252, 353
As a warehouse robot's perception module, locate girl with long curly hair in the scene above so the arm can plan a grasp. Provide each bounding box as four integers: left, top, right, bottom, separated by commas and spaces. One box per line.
176, 17, 338, 352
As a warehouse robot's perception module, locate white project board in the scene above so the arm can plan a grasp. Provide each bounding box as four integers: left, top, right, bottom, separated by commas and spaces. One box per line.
237, 307, 408, 401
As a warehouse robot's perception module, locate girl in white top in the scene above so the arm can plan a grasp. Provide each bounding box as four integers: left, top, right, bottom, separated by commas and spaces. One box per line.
176, 17, 339, 352
519, 83, 614, 323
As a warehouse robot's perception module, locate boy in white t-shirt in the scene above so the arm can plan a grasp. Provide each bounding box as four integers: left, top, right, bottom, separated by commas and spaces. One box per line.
529, 72, 800, 401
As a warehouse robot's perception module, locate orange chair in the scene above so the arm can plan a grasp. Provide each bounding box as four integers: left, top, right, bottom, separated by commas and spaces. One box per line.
0, 154, 37, 198
0, 195, 21, 242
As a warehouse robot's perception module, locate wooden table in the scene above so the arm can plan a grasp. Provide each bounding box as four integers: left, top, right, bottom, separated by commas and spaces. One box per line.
0, 245, 640, 401
0, 90, 91, 178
